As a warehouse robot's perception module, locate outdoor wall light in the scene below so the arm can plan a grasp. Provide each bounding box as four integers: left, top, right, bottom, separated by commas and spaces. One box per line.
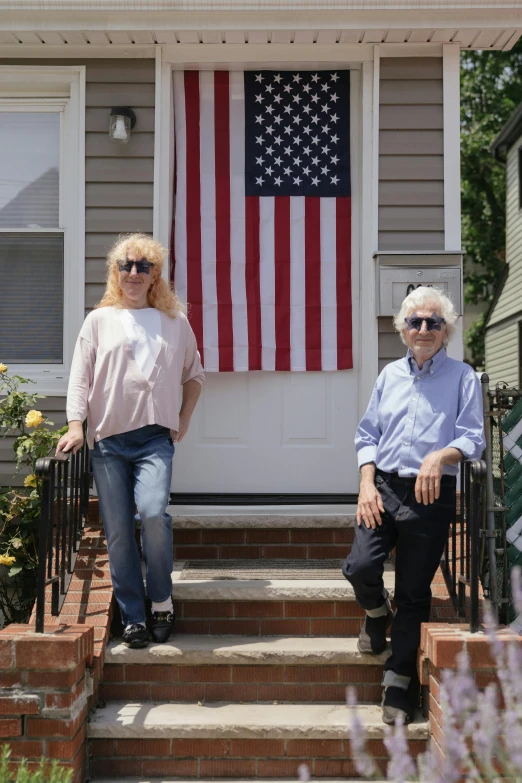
109, 107, 136, 144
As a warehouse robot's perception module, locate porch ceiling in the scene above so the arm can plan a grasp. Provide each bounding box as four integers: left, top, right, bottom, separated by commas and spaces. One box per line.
0, 26, 520, 50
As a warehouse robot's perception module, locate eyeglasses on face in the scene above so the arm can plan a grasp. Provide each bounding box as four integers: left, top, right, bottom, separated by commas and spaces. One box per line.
404, 313, 446, 332
117, 258, 154, 274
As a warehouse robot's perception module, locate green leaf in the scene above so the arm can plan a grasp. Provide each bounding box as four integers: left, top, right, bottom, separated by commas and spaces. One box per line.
8, 565, 22, 576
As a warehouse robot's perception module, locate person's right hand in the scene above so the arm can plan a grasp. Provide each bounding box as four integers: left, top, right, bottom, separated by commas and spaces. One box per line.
56, 425, 84, 456
356, 481, 384, 529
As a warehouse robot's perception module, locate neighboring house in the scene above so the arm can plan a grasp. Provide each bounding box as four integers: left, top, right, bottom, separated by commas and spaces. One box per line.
486, 103, 522, 389
0, 1, 520, 497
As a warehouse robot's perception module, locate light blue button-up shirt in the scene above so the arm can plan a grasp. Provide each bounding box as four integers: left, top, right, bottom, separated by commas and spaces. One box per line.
355, 349, 486, 477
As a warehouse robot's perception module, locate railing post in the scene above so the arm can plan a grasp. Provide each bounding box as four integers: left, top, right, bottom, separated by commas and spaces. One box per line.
481, 373, 499, 620
35, 458, 52, 633
469, 460, 484, 633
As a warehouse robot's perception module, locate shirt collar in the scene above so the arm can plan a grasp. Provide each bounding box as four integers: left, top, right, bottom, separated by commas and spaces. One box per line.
405, 347, 447, 376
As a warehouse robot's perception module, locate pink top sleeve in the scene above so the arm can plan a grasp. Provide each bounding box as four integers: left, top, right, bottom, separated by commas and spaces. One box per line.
181, 319, 205, 386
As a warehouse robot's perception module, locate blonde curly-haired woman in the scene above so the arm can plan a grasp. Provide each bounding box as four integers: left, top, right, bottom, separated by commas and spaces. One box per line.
56, 233, 205, 648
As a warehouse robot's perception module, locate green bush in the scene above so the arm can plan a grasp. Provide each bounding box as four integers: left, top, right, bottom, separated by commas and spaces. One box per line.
0, 745, 72, 783
0, 366, 67, 625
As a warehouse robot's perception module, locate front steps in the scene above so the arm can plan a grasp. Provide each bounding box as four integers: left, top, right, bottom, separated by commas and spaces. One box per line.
89, 511, 429, 780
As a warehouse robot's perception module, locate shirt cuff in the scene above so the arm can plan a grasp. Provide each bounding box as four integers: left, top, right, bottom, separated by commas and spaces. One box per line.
357, 445, 377, 469
66, 411, 85, 423
182, 373, 205, 386
446, 436, 483, 461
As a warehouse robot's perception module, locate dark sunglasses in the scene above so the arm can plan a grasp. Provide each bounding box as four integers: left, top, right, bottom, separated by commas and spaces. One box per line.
404, 312, 446, 332
117, 258, 154, 274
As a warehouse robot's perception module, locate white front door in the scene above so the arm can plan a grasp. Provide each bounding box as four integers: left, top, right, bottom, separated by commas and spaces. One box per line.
169, 68, 365, 495
172, 368, 360, 493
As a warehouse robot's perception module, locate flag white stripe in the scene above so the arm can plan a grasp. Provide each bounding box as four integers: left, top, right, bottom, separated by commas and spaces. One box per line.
173, 72, 187, 303
229, 72, 249, 372
260, 197, 275, 371
290, 196, 306, 371
320, 197, 338, 371
199, 72, 219, 372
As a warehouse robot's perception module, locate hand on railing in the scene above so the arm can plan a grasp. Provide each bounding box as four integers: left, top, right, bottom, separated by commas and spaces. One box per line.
55, 421, 84, 456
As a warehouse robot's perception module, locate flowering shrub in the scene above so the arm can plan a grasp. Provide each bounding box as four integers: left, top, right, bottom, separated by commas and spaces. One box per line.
0, 366, 67, 625
340, 567, 522, 782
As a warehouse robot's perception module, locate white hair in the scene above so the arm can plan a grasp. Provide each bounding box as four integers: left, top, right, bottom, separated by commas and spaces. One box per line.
393, 286, 459, 347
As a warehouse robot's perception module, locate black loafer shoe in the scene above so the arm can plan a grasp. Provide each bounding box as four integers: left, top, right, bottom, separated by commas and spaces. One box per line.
357, 610, 393, 655
122, 623, 149, 649
151, 611, 175, 644
382, 685, 414, 725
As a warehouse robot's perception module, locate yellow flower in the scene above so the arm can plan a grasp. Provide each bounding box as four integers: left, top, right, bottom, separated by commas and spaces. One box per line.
24, 474, 37, 488
25, 410, 44, 428
0, 555, 16, 567
0, 363, 7, 373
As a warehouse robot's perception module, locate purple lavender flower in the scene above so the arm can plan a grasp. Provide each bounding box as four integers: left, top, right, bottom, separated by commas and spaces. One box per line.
298, 763, 310, 782
383, 717, 416, 782
346, 686, 379, 778
510, 565, 522, 616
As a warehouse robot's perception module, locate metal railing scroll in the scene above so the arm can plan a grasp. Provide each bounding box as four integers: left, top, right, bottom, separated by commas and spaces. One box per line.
34, 431, 90, 633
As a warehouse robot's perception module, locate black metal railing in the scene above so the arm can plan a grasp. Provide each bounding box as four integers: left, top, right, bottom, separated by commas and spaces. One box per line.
442, 373, 519, 632
34, 435, 90, 633
442, 458, 487, 633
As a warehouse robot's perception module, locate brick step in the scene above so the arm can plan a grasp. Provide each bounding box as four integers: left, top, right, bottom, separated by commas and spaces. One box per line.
88, 702, 428, 779
153, 567, 395, 636
172, 528, 353, 561
100, 636, 389, 704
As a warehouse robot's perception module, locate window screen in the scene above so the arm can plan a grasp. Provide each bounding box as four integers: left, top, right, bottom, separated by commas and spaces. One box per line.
0, 233, 64, 363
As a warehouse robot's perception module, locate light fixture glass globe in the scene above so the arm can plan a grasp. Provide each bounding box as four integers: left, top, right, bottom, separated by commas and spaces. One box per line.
109, 114, 131, 143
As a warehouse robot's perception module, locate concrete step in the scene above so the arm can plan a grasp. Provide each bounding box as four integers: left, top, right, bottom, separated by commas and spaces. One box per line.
101, 636, 390, 705
94, 779, 387, 783
168, 506, 356, 528
88, 702, 428, 779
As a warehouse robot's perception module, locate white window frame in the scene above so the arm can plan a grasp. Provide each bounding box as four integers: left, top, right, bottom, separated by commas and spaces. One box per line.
0, 66, 85, 395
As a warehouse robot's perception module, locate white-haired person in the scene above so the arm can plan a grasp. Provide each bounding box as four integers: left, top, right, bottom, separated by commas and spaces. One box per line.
342, 286, 485, 725
56, 233, 204, 649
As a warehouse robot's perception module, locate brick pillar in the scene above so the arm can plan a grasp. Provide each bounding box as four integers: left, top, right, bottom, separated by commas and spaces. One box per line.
418, 622, 519, 763
0, 624, 93, 783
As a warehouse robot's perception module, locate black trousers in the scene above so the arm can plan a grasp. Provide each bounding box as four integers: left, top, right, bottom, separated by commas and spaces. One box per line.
342, 470, 456, 680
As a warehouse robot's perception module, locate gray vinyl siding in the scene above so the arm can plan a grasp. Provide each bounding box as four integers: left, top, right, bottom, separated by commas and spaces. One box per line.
487, 136, 522, 327
379, 57, 444, 251
378, 317, 404, 374
485, 321, 520, 389
0, 398, 66, 488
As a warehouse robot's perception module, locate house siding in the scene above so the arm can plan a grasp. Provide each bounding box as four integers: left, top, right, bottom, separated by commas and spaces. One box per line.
485, 320, 520, 389
487, 137, 522, 328
0, 58, 154, 486
379, 57, 444, 252
378, 317, 404, 374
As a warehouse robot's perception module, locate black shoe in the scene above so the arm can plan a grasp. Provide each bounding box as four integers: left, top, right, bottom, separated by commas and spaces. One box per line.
122, 623, 148, 649
151, 611, 175, 644
381, 686, 414, 725
357, 610, 393, 655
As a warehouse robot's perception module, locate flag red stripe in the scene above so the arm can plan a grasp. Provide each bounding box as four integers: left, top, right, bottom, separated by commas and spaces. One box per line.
305, 197, 322, 371
336, 196, 353, 370
245, 196, 262, 370
214, 71, 234, 372
275, 197, 291, 371
184, 71, 204, 365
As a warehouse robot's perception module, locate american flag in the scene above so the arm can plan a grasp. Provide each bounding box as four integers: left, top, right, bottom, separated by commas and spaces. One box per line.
173, 70, 352, 372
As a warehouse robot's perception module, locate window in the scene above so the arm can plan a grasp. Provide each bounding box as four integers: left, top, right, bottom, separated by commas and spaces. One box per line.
0, 67, 85, 393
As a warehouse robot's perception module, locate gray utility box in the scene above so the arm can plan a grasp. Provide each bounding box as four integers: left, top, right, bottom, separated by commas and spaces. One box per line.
378, 266, 462, 317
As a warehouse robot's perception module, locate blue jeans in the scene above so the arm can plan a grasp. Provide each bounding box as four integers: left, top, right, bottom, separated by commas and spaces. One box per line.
90, 424, 174, 626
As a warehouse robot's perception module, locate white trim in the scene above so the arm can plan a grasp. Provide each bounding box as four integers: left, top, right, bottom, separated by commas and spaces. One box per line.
0, 65, 85, 396
371, 44, 379, 254
0, 45, 156, 59
154, 53, 175, 282
163, 43, 372, 64
358, 58, 378, 418
442, 43, 461, 252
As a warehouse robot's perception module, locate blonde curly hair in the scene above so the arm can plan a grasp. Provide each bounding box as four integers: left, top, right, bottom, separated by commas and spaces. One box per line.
96, 233, 185, 317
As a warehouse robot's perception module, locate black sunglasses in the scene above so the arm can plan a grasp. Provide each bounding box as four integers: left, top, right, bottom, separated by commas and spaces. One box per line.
117, 258, 154, 274
404, 313, 446, 332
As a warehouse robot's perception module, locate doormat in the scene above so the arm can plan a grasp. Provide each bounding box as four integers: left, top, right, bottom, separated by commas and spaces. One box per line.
179, 559, 344, 580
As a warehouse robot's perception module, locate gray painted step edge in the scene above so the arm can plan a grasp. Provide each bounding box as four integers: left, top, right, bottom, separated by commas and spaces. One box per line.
88, 702, 428, 741
105, 635, 390, 666
170, 566, 395, 602
167, 507, 356, 529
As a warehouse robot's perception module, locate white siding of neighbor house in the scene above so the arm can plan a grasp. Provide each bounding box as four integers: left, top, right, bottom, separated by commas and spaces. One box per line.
0, 58, 155, 487
485, 321, 520, 389
488, 136, 522, 328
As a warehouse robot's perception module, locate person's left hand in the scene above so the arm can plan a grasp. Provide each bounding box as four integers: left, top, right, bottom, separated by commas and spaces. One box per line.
415, 451, 444, 505
171, 414, 191, 443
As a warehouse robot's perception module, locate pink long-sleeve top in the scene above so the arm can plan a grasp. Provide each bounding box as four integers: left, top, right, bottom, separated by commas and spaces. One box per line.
66, 306, 205, 448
